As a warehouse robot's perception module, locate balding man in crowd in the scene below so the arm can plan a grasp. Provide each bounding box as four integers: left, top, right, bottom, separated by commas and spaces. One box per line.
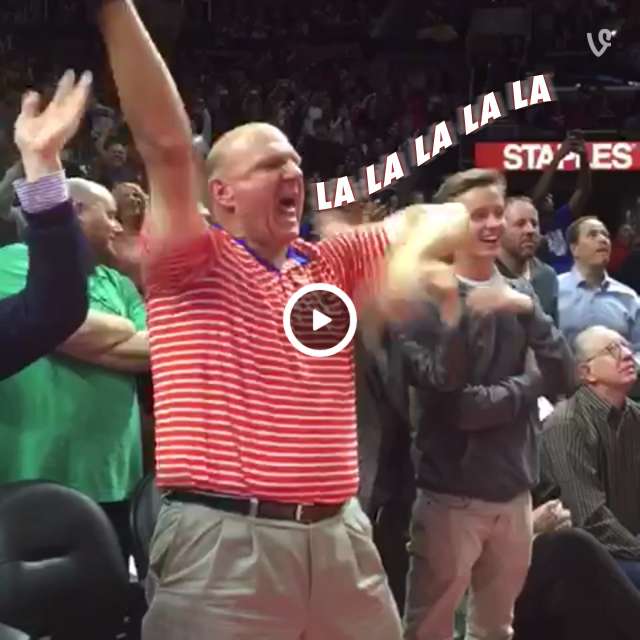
541, 325, 640, 588
0, 169, 149, 566
497, 196, 559, 324
558, 216, 640, 356
93, 1, 472, 638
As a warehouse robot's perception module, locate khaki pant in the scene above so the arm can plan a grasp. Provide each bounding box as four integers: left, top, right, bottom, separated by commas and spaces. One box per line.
143, 496, 402, 639
404, 490, 533, 640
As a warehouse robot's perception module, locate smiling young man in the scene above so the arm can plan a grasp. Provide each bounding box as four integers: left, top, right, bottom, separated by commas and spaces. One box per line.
398, 168, 575, 640
558, 216, 640, 357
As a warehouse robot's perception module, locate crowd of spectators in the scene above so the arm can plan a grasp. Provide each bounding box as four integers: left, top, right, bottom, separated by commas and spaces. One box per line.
4, 1, 640, 640
1, 0, 638, 216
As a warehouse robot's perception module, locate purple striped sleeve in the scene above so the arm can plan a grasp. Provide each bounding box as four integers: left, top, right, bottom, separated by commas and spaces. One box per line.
13, 171, 69, 214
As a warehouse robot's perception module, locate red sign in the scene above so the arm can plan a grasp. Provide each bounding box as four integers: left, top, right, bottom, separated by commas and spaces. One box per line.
475, 141, 640, 171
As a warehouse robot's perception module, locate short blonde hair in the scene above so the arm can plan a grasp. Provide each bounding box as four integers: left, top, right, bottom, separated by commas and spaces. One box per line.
433, 168, 506, 204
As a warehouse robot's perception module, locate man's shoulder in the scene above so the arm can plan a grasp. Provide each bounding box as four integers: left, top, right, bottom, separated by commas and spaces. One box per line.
543, 394, 579, 434
557, 270, 576, 290
495, 257, 515, 279
291, 236, 321, 260
91, 264, 140, 299
531, 257, 557, 280
505, 273, 535, 297
625, 397, 640, 419
0, 242, 28, 271
0, 242, 27, 258
607, 276, 639, 300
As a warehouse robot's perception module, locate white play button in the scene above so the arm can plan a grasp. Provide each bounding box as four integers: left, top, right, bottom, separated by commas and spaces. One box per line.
312, 309, 332, 331
282, 283, 358, 358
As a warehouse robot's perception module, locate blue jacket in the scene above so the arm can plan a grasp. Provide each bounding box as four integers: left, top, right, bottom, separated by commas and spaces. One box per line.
0, 201, 88, 380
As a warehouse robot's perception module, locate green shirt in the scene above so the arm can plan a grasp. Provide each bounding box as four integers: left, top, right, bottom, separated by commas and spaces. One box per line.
0, 243, 145, 503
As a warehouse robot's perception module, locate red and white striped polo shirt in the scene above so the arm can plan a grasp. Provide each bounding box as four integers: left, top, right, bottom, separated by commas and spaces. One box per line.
144, 225, 389, 504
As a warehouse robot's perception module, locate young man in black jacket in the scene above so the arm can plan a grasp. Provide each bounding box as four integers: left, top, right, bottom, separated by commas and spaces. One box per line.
0, 70, 92, 380
398, 169, 575, 640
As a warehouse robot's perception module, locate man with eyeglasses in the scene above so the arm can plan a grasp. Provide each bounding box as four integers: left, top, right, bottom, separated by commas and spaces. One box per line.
539, 325, 640, 588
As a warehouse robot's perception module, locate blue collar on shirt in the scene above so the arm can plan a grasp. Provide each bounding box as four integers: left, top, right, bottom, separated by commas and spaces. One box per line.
212, 223, 309, 272
568, 266, 630, 295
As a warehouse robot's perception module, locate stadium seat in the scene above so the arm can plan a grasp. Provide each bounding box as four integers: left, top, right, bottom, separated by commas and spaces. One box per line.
0, 481, 129, 640
129, 473, 162, 581
0, 623, 30, 640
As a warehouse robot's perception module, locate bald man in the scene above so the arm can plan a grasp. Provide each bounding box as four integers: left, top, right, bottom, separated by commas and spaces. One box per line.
540, 325, 640, 588
0, 174, 149, 565
93, 2, 475, 639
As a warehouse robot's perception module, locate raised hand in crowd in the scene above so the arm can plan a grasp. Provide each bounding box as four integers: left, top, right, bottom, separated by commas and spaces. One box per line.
15, 69, 93, 180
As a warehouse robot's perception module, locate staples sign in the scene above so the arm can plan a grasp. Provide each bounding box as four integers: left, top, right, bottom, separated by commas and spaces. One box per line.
475, 142, 640, 171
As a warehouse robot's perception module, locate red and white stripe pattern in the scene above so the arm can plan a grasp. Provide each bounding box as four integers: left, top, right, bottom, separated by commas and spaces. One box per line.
144, 225, 388, 504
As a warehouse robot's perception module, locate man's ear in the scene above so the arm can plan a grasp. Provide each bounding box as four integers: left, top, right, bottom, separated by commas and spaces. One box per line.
71, 200, 85, 220
577, 361, 592, 385
209, 178, 234, 211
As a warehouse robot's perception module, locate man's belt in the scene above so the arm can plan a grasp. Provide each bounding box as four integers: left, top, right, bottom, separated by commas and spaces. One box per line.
165, 490, 345, 524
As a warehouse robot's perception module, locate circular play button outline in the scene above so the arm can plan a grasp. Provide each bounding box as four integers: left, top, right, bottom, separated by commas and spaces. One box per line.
283, 283, 358, 358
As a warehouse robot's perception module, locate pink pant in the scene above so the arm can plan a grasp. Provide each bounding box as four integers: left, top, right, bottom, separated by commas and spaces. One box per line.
404, 490, 533, 640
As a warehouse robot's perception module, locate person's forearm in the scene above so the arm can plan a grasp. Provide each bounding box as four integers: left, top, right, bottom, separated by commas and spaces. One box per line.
57, 310, 136, 357
0, 201, 89, 380
530, 154, 561, 204
86, 330, 150, 373
568, 153, 592, 216
97, 0, 206, 248
97, 0, 192, 156
456, 373, 543, 431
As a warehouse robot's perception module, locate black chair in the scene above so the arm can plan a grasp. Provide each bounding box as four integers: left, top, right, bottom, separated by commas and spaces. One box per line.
0, 623, 30, 640
129, 473, 162, 581
0, 481, 129, 640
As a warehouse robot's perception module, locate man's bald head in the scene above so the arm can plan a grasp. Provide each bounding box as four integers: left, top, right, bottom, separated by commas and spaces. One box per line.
206, 122, 291, 181
67, 178, 117, 212
574, 326, 620, 362
67, 178, 120, 261
205, 121, 304, 257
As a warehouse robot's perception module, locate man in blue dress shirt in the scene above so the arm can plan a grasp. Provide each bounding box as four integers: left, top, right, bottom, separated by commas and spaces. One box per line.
558, 215, 640, 360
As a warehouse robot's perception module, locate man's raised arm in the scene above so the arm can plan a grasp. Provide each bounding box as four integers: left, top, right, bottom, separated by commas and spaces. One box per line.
96, 0, 206, 250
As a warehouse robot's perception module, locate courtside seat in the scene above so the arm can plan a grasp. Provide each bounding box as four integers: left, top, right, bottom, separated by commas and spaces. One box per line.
0, 481, 128, 639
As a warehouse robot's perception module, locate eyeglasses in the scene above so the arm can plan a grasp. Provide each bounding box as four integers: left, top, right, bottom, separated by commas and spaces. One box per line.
584, 340, 632, 364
